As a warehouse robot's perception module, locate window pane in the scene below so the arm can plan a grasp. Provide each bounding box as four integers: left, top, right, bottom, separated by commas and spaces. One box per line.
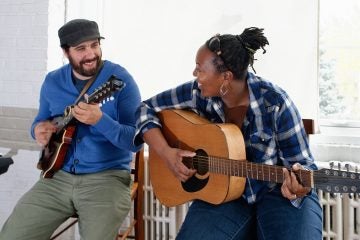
319, 0, 360, 122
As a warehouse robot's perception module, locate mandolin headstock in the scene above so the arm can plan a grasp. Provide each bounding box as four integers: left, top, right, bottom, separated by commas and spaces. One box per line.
87, 75, 126, 105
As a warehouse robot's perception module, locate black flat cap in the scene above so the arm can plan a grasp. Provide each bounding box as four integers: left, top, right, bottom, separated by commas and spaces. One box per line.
58, 19, 104, 47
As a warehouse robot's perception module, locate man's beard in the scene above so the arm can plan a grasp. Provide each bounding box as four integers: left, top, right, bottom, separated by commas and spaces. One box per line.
68, 54, 102, 77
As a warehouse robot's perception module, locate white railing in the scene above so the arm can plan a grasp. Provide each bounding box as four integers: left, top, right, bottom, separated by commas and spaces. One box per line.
53, 148, 360, 240
142, 154, 360, 240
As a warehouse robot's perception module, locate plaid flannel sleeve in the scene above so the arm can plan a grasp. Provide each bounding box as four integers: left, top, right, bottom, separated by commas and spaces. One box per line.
134, 80, 196, 145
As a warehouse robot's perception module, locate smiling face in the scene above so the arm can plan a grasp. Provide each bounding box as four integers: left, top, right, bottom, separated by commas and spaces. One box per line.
64, 39, 102, 80
193, 45, 225, 97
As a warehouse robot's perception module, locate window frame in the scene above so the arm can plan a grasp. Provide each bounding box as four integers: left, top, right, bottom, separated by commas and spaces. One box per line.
317, 0, 360, 136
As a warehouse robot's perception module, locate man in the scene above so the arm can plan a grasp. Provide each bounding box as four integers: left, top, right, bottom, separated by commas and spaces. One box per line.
0, 19, 142, 240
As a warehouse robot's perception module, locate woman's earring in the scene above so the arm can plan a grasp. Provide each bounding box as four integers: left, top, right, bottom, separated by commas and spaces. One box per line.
220, 82, 229, 96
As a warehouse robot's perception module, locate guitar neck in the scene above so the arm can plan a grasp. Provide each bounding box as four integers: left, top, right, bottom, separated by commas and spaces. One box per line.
191, 155, 314, 188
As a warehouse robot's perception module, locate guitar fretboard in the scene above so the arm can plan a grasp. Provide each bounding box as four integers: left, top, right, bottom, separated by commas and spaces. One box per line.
191, 155, 313, 188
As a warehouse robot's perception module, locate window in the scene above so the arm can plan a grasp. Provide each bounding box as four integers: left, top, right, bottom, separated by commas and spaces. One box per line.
319, 0, 360, 130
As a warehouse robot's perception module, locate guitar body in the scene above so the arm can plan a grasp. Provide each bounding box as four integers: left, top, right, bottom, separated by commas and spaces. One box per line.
149, 109, 246, 207
149, 110, 360, 207
38, 124, 76, 178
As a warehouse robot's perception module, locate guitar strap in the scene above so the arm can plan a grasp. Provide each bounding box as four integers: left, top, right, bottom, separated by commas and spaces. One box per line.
74, 60, 104, 105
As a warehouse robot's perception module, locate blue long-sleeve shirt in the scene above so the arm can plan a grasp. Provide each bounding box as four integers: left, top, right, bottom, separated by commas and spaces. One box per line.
32, 60, 142, 174
134, 72, 317, 205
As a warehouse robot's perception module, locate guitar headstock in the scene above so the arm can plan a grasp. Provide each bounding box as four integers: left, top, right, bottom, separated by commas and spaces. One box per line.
87, 75, 126, 104
314, 166, 360, 193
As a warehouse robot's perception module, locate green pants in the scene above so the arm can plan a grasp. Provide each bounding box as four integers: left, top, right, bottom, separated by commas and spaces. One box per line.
0, 169, 131, 240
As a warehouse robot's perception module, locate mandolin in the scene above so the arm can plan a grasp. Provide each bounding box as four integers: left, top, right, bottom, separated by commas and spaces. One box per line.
37, 75, 125, 178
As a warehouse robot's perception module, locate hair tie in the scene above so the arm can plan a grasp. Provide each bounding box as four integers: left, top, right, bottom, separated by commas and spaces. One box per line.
236, 35, 244, 45
209, 34, 222, 56
236, 35, 256, 54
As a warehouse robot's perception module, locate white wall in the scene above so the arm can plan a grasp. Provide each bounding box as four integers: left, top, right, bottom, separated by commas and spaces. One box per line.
65, 0, 319, 120
0, 0, 319, 115
0, 0, 319, 231
0, 0, 49, 108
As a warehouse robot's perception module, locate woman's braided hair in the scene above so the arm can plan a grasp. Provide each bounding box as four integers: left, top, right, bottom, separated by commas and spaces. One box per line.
205, 27, 269, 79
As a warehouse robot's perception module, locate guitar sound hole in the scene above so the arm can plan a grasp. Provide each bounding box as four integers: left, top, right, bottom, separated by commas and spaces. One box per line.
181, 149, 209, 193
194, 149, 209, 176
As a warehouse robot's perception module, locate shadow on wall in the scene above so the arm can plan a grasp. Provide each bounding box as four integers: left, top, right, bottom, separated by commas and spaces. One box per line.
0, 106, 39, 152
0, 105, 41, 228
0, 105, 40, 189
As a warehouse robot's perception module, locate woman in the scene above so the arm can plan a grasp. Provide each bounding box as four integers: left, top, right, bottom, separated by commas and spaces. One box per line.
134, 27, 322, 239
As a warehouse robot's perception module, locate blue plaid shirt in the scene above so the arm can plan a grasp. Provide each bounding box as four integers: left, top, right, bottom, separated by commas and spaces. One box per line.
135, 72, 317, 206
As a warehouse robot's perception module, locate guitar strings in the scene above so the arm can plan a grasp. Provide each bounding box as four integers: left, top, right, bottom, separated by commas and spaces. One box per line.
186, 155, 290, 183
188, 155, 359, 189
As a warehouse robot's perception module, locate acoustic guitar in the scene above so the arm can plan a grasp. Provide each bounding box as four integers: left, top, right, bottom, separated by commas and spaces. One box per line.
149, 109, 360, 207
37, 75, 125, 178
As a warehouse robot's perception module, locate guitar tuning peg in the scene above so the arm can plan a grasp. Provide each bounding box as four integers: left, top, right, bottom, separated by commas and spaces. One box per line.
110, 96, 114, 101
345, 163, 350, 172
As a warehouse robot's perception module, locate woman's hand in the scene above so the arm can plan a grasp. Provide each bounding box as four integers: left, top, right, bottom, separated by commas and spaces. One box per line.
160, 147, 197, 182
281, 163, 311, 200
143, 128, 197, 182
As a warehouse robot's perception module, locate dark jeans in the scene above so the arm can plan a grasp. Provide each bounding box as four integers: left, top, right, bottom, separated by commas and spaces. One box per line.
177, 187, 322, 240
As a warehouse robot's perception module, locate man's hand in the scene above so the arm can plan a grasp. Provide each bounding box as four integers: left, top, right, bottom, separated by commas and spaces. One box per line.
72, 102, 103, 125
34, 121, 57, 146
